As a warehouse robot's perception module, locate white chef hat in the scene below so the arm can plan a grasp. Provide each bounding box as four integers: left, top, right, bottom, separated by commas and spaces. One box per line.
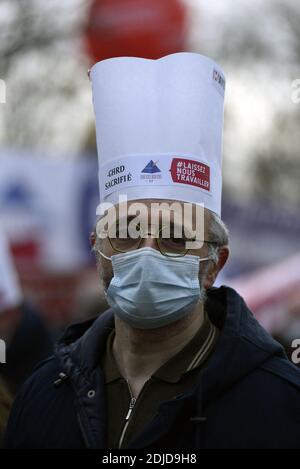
91, 52, 225, 216
0, 228, 23, 312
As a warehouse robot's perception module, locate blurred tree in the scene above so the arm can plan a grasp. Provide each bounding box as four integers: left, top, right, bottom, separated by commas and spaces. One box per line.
213, 0, 300, 67
252, 110, 300, 205
0, 0, 92, 153
210, 0, 300, 206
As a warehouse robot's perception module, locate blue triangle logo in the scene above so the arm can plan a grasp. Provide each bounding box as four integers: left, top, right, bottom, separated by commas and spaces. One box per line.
141, 160, 161, 174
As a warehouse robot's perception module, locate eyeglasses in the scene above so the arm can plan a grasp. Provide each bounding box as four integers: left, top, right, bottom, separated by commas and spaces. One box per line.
99, 223, 218, 258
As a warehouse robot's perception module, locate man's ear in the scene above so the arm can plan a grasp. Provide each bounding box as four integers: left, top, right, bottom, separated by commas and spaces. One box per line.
90, 231, 96, 249
203, 246, 230, 289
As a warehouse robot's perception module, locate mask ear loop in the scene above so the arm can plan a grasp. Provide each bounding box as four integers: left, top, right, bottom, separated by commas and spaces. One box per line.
199, 256, 211, 263
95, 249, 112, 262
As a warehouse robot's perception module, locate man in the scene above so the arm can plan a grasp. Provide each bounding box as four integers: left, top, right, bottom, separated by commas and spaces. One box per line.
0, 228, 53, 394
5, 53, 300, 449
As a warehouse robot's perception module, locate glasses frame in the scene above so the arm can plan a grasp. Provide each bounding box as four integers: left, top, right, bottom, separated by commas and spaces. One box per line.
104, 223, 219, 258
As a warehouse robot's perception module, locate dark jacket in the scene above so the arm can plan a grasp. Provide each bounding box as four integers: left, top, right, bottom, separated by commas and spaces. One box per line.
0, 303, 53, 394
4, 286, 300, 449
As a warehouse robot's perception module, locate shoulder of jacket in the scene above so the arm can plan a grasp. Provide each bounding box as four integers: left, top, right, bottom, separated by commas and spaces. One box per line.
31, 355, 59, 378
259, 356, 300, 391
17, 355, 61, 397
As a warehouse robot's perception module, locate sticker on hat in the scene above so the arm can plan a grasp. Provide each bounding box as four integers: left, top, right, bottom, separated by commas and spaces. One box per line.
170, 158, 210, 191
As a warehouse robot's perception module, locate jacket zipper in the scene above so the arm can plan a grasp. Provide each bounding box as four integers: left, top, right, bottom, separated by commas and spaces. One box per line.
118, 380, 136, 449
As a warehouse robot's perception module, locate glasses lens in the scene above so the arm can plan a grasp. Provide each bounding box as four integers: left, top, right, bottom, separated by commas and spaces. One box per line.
158, 225, 190, 257
108, 222, 142, 252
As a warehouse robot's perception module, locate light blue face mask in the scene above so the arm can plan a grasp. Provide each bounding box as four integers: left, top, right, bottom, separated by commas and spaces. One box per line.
103, 247, 211, 330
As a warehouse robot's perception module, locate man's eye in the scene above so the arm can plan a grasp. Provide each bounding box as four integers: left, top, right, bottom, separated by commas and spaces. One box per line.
170, 237, 185, 245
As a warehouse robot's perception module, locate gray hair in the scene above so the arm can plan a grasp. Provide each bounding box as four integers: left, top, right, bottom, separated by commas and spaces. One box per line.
207, 211, 229, 264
